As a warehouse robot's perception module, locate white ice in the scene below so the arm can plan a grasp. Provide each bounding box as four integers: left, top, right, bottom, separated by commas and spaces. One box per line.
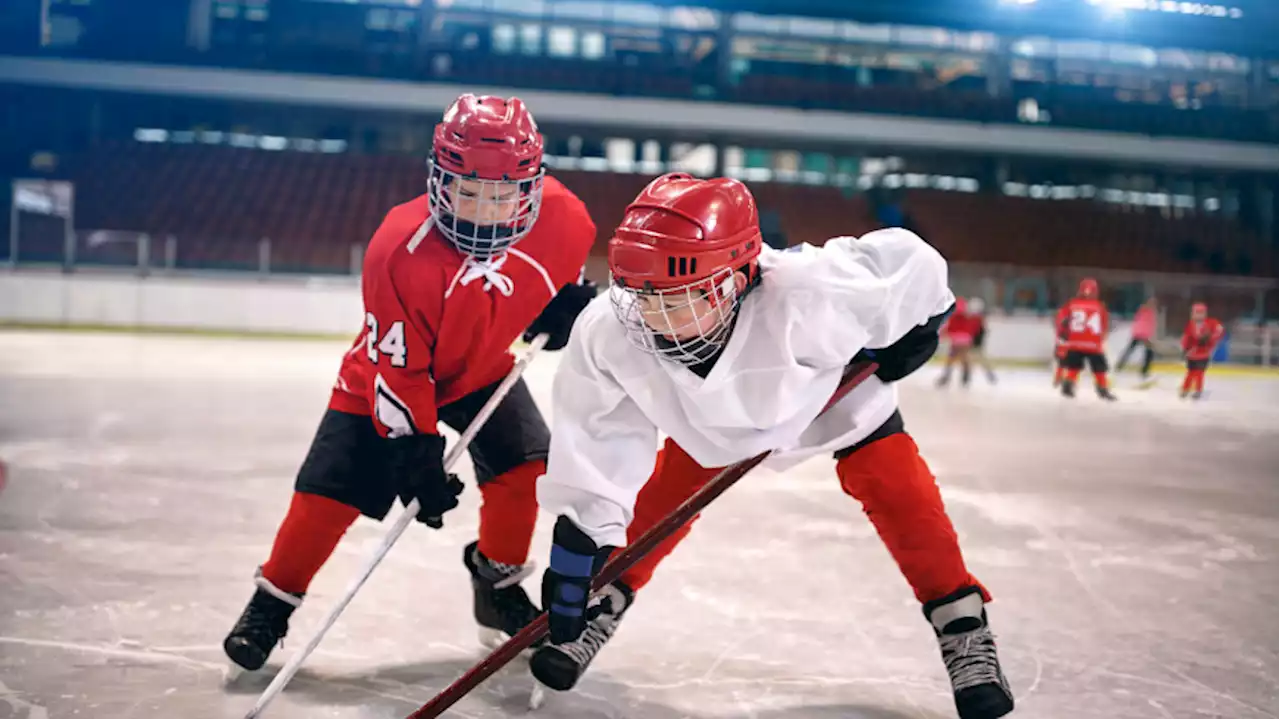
0, 330, 1275, 719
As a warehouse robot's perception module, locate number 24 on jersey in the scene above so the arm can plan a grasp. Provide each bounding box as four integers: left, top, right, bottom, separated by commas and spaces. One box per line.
365, 313, 407, 367
1069, 309, 1103, 335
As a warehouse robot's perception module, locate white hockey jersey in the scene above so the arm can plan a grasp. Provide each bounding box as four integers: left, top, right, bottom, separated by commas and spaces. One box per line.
537, 228, 955, 548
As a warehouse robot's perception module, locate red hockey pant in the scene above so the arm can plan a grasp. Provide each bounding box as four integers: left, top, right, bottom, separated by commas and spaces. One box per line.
1181, 368, 1208, 394
618, 434, 988, 605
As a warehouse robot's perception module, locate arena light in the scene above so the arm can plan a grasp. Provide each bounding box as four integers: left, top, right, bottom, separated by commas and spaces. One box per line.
1087, 0, 1244, 17
1087, 0, 1143, 9
1088, 0, 1134, 20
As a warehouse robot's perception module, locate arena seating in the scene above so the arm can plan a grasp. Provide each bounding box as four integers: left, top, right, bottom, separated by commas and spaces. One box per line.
448, 57, 1274, 142
62, 143, 1274, 279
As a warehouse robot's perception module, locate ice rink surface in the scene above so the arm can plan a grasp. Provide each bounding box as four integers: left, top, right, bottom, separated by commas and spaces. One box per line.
0, 330, 1276, 719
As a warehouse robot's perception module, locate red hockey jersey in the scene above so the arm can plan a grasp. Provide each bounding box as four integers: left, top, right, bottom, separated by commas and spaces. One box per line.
1055, 297, 1109, 353
943, 312, 984, 346
329, 176, 596, 437
1181, 318, 1224, 361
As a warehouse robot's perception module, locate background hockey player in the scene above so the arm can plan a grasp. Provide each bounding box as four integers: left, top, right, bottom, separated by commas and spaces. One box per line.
531, 173, 1014, 719
1054, 278, 1117, 401
222, 94, 598, 671
936, 296, 984, 388
1116, 296, 1158, 386
1180, 302, 1224, 400
968, 297, 998, 384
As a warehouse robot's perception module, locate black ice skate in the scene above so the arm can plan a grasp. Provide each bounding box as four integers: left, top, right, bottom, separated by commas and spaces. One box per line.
1191, 390, 1203, 400
530, 580, 634, 691
924, 586, 1014, 719
1096, 386, 1117, 402
1060, 379, 1076, 398
223, 569, 303, 671
463, 541, 543, 649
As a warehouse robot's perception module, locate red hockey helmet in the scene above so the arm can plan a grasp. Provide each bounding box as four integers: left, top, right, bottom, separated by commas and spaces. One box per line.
608, 173, 763, 364
610, 173, 762, 291
1078, 277, 1098, 298
428, 94, 545, 259
1191, 302, 1208, 320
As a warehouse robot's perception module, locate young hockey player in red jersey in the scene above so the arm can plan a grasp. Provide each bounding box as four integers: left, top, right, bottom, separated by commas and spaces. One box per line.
1054, 277, 1117, 401
936, 297, 985, 388
1180, 302, 1224, 400
222, 94, 598, 671
532, 174, 1014, 719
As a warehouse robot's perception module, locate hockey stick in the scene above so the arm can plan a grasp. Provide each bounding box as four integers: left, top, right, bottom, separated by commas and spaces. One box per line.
244, 333, 552, 719
406, 358, 879, 719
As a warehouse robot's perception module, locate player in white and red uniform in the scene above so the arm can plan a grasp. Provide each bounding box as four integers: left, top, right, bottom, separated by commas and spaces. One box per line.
1053, 277, 1117, 401
936, 296, 985, 388
1179, 302, 1224, 400
529, 174, 1013, 719
223, 95, 598, 671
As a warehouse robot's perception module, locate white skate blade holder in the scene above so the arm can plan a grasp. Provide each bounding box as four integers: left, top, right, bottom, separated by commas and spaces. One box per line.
529, 682, 547, 710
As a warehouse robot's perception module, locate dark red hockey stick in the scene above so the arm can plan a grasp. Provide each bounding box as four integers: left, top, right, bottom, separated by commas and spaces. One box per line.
406, 360, 879, 719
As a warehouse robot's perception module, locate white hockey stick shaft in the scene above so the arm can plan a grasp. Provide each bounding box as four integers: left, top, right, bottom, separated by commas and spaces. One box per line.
244, 333, 551, 719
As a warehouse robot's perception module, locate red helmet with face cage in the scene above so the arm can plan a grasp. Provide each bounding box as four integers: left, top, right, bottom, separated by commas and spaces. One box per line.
428, 94, 545, 259
609, 173, 762, 292
608, 174, 763, 365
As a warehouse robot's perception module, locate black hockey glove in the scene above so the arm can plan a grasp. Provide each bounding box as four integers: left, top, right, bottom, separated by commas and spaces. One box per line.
386, 433, 464, 528
542, 516, 616, 644
857, 301, 956, 383
523, 280, 598, 351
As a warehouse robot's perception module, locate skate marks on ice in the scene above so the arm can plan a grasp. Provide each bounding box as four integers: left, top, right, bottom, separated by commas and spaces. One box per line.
0, 636, 951, 719
221, 655, 953, 719
0, 679, 49, 719
0, 332, 1277, 719
931, 468, 1275, 718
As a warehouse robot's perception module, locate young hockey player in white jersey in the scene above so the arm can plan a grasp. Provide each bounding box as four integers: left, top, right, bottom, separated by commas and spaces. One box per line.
530, 173, 1015, 719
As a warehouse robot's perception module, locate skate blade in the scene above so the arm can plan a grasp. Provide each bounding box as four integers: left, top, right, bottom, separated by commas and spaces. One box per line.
223, 661, 248, 685
478, 627, 539, 659
478, 627, 507, 651
529, 682, 548, 711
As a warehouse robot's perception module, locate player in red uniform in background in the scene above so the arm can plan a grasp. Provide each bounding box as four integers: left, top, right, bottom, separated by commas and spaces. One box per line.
936, 297, 984, 387
1054, 278, 1117, 401
222, 94, 598, 671
1180, 302, 1224, 400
